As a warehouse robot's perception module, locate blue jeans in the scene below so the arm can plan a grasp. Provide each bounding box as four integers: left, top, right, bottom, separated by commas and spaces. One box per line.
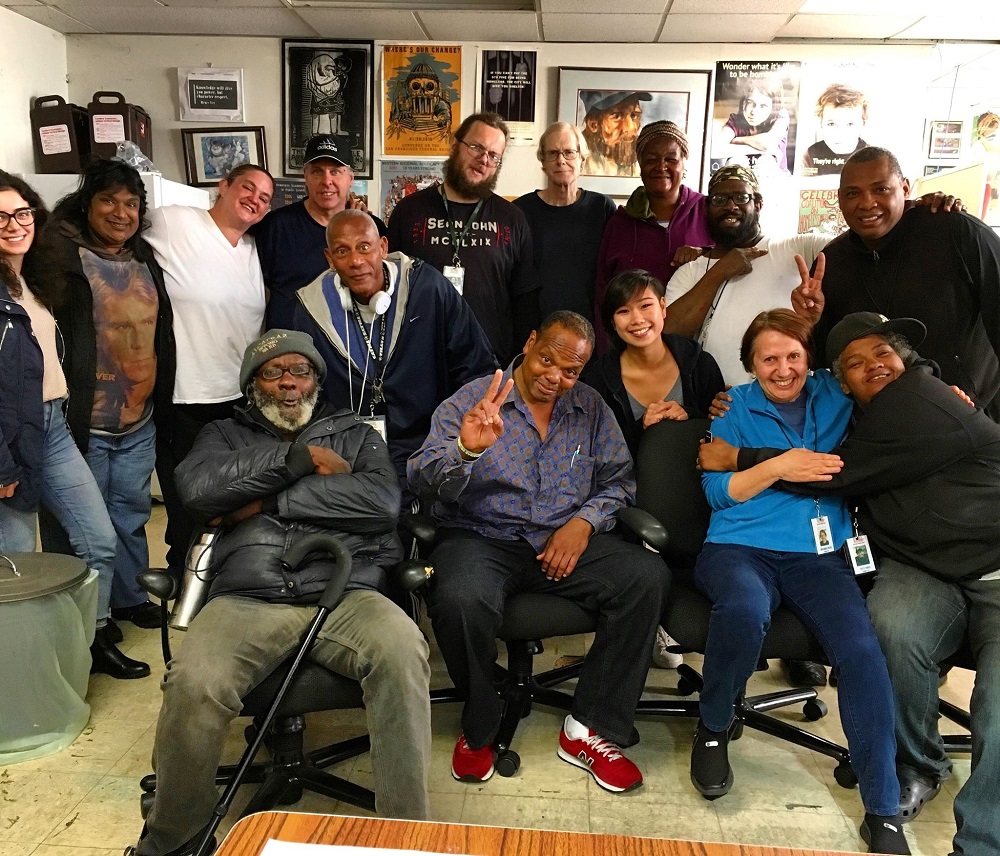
694, 542, 899, 816
868, 558, 1000, 856
84, 420, 156, 608
0, 401, 116, 623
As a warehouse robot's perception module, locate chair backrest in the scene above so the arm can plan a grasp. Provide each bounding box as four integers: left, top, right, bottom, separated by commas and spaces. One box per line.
635, 418, 712, 570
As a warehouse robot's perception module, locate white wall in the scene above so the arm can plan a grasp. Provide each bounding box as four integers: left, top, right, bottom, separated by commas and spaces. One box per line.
0, 7, 69, 173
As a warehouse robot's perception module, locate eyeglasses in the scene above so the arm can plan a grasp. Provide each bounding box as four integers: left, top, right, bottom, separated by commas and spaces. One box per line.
459, 139, 503, 167
258, 363, 314, 381
0, 208, 36, 229
708, 192, 753, 207
543, 149, 580, 162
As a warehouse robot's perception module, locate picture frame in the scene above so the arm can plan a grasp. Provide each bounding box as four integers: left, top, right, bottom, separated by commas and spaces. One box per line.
558, 67, 711, 196
181, 126, 266, 187
283, 39, 375, 178
927, 119, 963, 160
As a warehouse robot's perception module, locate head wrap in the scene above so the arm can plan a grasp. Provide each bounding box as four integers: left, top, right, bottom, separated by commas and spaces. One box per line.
708, 165, 759, 194
635, 121, 689, 160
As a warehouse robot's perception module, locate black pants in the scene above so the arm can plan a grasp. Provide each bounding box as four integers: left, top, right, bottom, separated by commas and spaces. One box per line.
156, 399, 240, 572
427, 529, 668, 749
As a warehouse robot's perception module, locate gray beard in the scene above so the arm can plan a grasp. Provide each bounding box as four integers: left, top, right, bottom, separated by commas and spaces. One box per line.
250, 385, 319, 434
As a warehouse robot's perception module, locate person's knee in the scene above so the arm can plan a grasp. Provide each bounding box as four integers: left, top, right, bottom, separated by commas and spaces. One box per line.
868, 603, 931, 661
429, 577, 499, 623
368, 616, 430, 682
162, 655, 242, 717
711, 598, 770, 641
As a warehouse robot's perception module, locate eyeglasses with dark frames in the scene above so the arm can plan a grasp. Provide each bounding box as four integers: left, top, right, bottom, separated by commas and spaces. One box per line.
258, 363, 314, 381
708, 192, 753, 207
0, 208, 36, 229
459, 139, 503, 167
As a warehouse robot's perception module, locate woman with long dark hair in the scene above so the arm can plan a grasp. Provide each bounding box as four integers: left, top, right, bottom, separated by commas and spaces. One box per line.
0, 169, 147, 679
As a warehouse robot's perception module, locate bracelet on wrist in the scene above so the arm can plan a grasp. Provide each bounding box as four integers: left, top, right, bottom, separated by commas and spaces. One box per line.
456, 436, 485, 460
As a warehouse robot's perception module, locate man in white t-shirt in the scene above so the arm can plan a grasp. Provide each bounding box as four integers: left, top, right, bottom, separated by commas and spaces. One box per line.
664, 165, 828, 386
144, 163, 274, 573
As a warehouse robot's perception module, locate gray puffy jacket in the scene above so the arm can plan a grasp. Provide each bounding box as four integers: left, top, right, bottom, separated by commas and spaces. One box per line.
176, 401, 402, 603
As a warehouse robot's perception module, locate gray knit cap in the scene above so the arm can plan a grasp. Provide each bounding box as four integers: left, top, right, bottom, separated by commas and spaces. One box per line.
239, 329, 327, 393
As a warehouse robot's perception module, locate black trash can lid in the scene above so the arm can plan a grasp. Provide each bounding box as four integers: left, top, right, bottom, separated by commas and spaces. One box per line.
0, 552, 90, 603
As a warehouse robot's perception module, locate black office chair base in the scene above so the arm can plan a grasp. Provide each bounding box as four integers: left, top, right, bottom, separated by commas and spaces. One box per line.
139, 715, 375, 821
940, 697, 972, 754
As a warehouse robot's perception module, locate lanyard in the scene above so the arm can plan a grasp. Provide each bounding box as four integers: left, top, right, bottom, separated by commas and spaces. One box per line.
697, 255, 731, 348
439, 184, 486, 267
350, 297, 388, 405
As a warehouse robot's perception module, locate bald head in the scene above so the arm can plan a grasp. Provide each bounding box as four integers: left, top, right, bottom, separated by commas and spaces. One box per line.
326, 208, 379, 248
324, 209, 389, 303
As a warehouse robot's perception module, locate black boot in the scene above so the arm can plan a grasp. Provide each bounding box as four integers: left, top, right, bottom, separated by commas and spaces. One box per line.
861, 813, 910, 854
91, 625, 150, 680
690, 720, 733, 799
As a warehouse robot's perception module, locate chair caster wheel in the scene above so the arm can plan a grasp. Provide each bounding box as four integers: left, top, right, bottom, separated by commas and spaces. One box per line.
139, 791, 155, 819
803, 699, 828, 721
277, 782, 303, 805
728, 719, 744, 741
244, 723, 259, 744
496, 750, 520, 777
834, 762, 858, 789
677, 676, 697, 696
703, 793, 721, 801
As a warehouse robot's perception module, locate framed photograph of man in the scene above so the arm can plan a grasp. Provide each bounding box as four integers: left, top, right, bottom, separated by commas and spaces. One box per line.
181, 126, 266, 187
557, 67, 711, 196
282, 39, 374, 178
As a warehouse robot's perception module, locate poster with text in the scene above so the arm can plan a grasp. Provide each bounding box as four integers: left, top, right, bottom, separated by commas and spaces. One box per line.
798, 189, 847, 235
383, 45, 461, 157
480, 50, 537, 145
380, 159, 445, 221
712, 60, 801, 180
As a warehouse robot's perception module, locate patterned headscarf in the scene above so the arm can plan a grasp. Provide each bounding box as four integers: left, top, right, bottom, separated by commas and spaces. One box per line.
635, 121, 689, 160
708, 164, 759, 194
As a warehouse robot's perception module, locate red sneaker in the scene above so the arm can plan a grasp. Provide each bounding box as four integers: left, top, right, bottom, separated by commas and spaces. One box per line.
557, 725, 643, 792
451, 735, 494, 782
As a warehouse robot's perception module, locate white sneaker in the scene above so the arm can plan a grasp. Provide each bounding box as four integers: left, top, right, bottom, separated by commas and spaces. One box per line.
652, 626, 683, 669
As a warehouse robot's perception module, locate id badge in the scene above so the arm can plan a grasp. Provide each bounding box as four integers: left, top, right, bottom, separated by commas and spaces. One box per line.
811, 515, 835, 554
846, 535, 876, 575
443, 264, 465, 295
362, 416, 387, 442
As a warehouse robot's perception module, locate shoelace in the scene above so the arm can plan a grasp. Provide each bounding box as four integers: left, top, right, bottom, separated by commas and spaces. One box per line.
579, 733, 623, 761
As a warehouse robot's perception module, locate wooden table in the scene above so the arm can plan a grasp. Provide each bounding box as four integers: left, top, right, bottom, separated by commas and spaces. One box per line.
216, 811, 858, 856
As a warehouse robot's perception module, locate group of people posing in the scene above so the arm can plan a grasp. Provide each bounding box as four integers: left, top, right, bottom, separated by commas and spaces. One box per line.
1, 107, 997, 856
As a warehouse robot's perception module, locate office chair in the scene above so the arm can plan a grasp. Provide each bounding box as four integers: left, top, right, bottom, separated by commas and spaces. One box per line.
136, 531, 432, 832
940, 642, 974, 755
618, 418, 857, 790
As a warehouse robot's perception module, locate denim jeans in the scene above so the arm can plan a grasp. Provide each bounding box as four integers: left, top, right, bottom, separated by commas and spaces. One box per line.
867, 558, 1000, 856
137, 590, 431, 856
0, 401, 116, 623
83, 420, 156, 608
427, 530, 667, 749
694, 542, 899, 817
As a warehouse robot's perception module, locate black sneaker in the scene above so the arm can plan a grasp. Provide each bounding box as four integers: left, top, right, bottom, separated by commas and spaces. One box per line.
111, 601, 162, 629
690, 720, 733, 799
861, 813, 910, 855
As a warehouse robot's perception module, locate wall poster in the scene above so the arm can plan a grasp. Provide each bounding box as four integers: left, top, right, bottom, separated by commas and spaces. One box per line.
380, 158, 445, 221
383, 44, 461, 157
480, 50, 537, 146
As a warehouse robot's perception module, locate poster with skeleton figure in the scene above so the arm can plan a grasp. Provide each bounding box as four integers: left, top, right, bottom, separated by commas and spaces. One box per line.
283, 39, 374, 178
383, 45, 461, 157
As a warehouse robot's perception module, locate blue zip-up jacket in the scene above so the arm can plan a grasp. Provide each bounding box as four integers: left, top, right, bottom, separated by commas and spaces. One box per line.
0, 281, 45, 512
702, 371, 853, 552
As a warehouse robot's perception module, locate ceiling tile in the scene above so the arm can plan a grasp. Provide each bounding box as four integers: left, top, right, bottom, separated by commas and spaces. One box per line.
151, 0, 287, 6
542, 13, 663, 42
777, 13, 923, 39
3, 3, 97, 31
540, 0, 665, 12
670, 0, 800, 11
417, 10, 539, 41
296, 8, 427, 39
894, 14, 1000, 40
45, 5, 319, 34
47, 0, 162, 6
659, 13, 789, 42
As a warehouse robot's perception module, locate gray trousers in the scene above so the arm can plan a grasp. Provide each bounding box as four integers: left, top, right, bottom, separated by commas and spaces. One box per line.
138, 590, 431, 855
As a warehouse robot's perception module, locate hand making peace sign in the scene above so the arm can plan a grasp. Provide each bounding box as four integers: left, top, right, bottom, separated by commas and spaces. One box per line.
458, 369, 516, 457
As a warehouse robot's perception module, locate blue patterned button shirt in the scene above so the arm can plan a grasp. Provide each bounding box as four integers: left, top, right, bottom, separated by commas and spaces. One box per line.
407, 361, 635, 551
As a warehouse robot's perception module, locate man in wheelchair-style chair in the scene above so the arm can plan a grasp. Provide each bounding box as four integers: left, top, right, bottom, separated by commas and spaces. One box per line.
130, 330, 430, 856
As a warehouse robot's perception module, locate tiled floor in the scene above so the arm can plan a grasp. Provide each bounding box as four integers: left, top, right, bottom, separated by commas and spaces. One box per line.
1, 505, 972, 855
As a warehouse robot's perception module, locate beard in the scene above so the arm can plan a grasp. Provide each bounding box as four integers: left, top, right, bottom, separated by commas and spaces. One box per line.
708, 209, 761, 249
582, 125, 637, 170
250, 384, 319, 434
444, 151, 498, 200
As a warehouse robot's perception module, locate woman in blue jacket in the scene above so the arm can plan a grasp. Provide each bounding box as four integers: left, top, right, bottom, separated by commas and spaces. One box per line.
692, 308, 907, 855
0, 171, 147, 680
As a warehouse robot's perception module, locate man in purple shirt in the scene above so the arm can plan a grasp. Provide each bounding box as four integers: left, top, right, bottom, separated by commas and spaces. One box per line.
408, 310, 667, 794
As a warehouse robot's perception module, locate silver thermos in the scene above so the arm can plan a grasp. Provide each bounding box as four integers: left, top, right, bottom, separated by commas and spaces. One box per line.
169, 528, 219, 631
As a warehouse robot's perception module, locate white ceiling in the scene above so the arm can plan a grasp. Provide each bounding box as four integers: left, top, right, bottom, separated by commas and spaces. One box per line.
3, 0, 998, 42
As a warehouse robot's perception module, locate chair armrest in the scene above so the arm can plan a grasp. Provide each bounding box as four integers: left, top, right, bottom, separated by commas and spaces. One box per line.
394, 558, 434, 592
137, 568, 180, 601
400, 514, 438, 553
617, 507, 669, 553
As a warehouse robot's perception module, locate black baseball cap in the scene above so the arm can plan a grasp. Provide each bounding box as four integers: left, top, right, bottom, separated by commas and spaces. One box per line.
825, 312, 926, 367
303, 135, 350, 168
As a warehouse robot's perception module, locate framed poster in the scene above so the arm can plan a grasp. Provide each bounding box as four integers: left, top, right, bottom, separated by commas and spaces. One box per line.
557, 67, 711, 196
927, 120, 963, 160
480, 49, 536, 146
282, 39, 374, 178
181, 126, 266, 187
383, 45, 461, 157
